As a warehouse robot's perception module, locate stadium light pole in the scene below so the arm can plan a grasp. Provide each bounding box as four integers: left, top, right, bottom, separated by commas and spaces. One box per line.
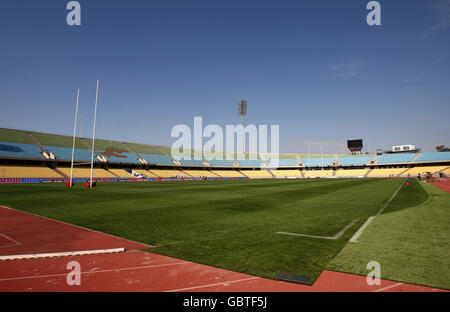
238, 100, 247, 155
90, 80, 99, 188
69, 89, 80, 187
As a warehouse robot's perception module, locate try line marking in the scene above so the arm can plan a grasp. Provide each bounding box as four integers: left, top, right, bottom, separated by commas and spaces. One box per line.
350, 179, 406, 243
276, 220, 358, 240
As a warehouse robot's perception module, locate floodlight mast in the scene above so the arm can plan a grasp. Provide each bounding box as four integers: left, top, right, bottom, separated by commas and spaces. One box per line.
238, 100, 247, 154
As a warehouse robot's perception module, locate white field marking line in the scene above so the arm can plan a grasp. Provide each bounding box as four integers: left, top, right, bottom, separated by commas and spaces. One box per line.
0, 205, 152, 248
276, 219, 358, 240
349, 180, 406, 244
0, 234, 22, 248
349, 217, 375, 243
376, 180, 406, 216
372, 282, 404, 292
0, 247, 125, 261
165, 277, 261, 292
0, 261, 190, 282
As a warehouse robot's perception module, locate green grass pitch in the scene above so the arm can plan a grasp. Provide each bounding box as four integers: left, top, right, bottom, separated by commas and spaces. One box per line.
1, 178, 447, 287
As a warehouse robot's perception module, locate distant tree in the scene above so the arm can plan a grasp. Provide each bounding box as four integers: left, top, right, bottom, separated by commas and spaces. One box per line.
436, 145, 450, 152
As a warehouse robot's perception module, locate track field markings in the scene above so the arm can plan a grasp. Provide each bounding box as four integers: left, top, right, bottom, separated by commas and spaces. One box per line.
276, 219, 358, 240
0, 247, 125, 261
0, 234, 22, 248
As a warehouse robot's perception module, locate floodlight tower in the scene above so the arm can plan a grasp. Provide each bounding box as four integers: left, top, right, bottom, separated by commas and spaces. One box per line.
238, 100, 247, 153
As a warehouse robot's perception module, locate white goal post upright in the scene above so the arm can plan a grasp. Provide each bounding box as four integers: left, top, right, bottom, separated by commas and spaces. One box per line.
69, 89, 80, 186
90, 80, 99, 187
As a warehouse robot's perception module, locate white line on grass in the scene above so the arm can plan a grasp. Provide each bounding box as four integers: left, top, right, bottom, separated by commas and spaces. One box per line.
276, 220, 358, 240
349, 179, 406, 243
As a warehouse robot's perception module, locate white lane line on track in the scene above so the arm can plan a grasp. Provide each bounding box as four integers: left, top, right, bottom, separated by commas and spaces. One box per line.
165, 277, 261, 292
0, 234, 22, 248
0, 261, 190, 282
372, 282, 404, 292
0, 247, 125, 261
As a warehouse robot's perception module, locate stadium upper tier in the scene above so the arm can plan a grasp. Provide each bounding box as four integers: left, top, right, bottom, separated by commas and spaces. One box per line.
1, 128, 450, 169
375, 153, 416, 164
0, 142, 44, 160
337, 156, 374, 166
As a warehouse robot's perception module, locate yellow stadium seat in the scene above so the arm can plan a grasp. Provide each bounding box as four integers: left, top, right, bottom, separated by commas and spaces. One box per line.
240, 170, 273, 178
367, 168, 408, 177
149, 169, 189, 178
303, 170, 334, 177
0, 166, 63, 178
270, 170, 302, 178
183, 170, 220, 178
211, 170, 245, 178
107, 169, 135, 178
56, 167, 117, 178
335, 169, 369, 177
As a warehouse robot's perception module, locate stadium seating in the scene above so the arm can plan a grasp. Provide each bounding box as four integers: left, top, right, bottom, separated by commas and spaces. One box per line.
335, 169, 369, 177
149, 169, 189, 178
107, 169, 135, 178
140, 154, 175, 166
303, 170, 334, 177
0, 165, 62, 178
0, 142, 44, 160
270, 170, 302, 178
205, 159, 234, 167
178, 159, 205, 166
211, 170, 245, 178
240, 170, 273, 178
236, 159, 265, 167
100, 151, 140, 164
367, 168, 407, 177
267, 158, 299, 167
414, 152, 450, 163
44, 145, 94, 161
376, 153, 416, 164
183, 170, 220, 178
402, 166, 449, 176
301, 157, 334, 167
56, 167, 117, 178
133, 169, 159, 178
337, 156, 374, 166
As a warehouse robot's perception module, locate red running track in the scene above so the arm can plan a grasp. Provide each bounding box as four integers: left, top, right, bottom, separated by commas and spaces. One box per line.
430, 178, 450, 193
0, 206, 446, 292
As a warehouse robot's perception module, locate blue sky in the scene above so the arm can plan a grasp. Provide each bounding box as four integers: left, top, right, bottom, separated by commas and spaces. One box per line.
0, 0, 449, 154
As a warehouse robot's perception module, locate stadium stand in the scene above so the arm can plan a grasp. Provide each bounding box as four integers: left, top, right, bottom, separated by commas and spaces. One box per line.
267, 158, 299, 167
270, 170, 302, 178
301, 157, 334, 167
402, 166, 449, 176
149, 169, 189, 178
376, 153, 416, 164
183, 170, 220, 178
140, 154, 175, 166
205, 159, 234, 167
178, 159, 205, 166
133, 169, 159, 178
236, 159, 265, 167
99, 150, 140, 164
335, 169, 369, 177
107, 168, 135, 178
211, 170, 245, 178
337, 156, 374, 166
240, 170, 273, 178
367, 168, 407, 177
56, 167, 117, 178
0, 165, 62, 178
303, 170, 334, 177
0, 142, 44, 160
414, 152, 450, 163
44, 145, 93, 161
